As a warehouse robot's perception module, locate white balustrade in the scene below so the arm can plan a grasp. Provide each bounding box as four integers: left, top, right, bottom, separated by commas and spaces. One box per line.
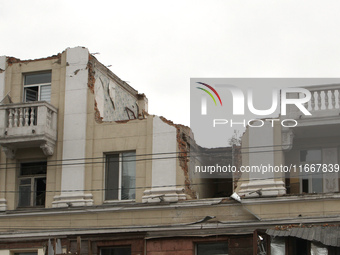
284, 84, 340, 123
0, 102, 58, 158
303, 86, 340, 112
6, 106, 38, 128
0, 101, 57, 133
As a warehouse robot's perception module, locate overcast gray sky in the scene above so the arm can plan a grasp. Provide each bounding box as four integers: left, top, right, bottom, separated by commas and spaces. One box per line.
2, 0, 340, 131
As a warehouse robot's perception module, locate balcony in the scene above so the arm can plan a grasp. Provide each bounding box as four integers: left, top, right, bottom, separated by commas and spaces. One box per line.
0, 102, 57, 158
286, 84, 340, 125
282, 84, 340, 150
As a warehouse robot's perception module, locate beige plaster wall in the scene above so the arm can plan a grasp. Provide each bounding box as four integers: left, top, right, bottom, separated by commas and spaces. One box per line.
246, 196, 340, 219
0, 202, 254, 231
0, 195, 337, 231
1, 49, 198, 209
1, 54, 66, 210
0, 51, 156, 208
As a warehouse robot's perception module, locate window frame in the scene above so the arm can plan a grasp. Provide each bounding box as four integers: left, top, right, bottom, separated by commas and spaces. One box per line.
195, 241, 229, 255
13, 252, 38, 255
12, 250, 38, 255
104, 151, 136, 202
18, 161, 47, 208
100, 246, 131, 255
299, 148, 323, 194
23, 71, 52, 103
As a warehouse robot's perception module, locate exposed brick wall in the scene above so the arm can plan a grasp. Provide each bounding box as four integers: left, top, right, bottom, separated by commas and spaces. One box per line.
0, 241, 46, 249
229, 236, 253, 255
0, 235, 253, 255
147, 238, 194, 255
87, 55, 96, 94
158, 116, 244, 199
6, 54, 61, 66
159, 116, 197, 199
146, 235, 253, 255
0, 239, 68, 250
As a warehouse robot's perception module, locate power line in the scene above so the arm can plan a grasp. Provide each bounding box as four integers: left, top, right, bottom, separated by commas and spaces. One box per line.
0, 172, 333, 194
0, 143, 337, 195
0, 139, 327, 168
3, 135, 340, 169
0, 146, 317, 171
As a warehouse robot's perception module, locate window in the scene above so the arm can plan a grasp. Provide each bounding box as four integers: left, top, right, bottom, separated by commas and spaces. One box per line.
18, 162, 47, 207
196, 242, 228, 255
300, 149, 322, 193
23, 72, 51, 102
105, 152, 136, 201
101, 247, 131, 255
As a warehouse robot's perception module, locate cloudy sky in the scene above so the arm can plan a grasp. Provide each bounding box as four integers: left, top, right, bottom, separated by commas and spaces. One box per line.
2, 0, 340, 136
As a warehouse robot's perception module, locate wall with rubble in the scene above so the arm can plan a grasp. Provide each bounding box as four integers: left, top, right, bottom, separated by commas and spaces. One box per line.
93, 66, 138, 122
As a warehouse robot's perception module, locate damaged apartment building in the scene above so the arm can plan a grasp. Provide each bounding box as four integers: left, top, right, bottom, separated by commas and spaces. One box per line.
234, 83, 340, 255
0, 47, 339, 255
0, 47, 246, 255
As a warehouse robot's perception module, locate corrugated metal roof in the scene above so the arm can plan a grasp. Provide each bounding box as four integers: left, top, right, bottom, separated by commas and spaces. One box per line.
266, 225, 340, 247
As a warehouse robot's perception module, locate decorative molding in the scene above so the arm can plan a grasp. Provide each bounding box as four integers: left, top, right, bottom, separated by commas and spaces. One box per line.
0, 198, 7, 211
282, 129, 294, 151
40, 142, 55, 156
2, 147, 16, 159
142, 187, 187, 203
239, 180, 286, 197
52, 193, 93, 208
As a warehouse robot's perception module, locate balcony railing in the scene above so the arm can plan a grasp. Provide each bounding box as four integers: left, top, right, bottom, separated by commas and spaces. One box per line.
285, 84, 340, 121
304, 85, 340, 113
0, 102, 58, 158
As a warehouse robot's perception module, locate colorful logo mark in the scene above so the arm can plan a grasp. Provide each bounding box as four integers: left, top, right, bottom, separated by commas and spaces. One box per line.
196, 82, 223, 106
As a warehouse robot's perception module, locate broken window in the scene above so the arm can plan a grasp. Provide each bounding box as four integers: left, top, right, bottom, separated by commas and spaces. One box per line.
18, 162, 47, 207
196, 242, 229, 255
105, 152, 136, 201
24, 72, 51, 102
101, 246, 131, 255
